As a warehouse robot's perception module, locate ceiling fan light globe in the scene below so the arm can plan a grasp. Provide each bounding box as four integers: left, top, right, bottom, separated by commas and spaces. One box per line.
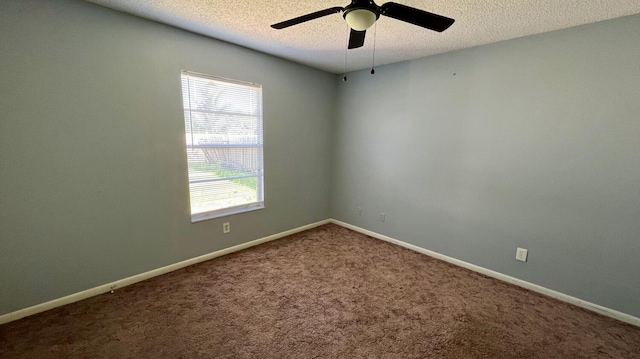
345, 9, 376, 31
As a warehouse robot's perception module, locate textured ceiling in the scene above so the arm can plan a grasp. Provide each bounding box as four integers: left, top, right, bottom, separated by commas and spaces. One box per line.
85, 0, 640, 73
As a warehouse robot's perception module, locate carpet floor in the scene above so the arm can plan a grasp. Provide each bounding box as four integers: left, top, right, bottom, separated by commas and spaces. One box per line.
1, 223, 639, 358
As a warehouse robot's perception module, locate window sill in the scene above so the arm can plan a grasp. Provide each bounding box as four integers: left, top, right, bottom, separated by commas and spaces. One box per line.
190, 202, 264, 223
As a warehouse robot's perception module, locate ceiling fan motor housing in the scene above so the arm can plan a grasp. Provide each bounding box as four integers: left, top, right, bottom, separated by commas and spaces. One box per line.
343, 0, 380, 31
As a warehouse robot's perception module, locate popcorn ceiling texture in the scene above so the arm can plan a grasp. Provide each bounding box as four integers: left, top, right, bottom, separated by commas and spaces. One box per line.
85, 0, 640, 73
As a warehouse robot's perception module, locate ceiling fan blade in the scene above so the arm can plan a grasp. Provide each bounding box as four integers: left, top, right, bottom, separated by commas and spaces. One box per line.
348, 29, 366, 49
271, 7, 344, 29
380, 2, 454, 32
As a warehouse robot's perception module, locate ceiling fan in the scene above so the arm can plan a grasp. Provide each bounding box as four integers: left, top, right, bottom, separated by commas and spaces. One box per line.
271, 0, 455, 49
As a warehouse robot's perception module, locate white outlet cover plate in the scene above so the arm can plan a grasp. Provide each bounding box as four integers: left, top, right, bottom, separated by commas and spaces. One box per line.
516, 247, 528, 262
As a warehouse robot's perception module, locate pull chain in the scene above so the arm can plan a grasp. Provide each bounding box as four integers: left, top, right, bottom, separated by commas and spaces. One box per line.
343, 24, 349, 81
371, 22, 377, 75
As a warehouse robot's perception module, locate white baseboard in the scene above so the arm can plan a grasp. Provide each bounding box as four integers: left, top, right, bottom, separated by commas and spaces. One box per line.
330, 219, 640, 328
0, 219, 331, 325
4, 218, 638, 328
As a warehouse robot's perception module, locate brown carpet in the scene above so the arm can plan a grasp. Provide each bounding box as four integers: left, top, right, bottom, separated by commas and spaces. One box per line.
1, 224, 639, 358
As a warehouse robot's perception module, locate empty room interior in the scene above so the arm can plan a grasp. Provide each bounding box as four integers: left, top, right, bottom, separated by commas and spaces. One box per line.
1, 0, 639, 357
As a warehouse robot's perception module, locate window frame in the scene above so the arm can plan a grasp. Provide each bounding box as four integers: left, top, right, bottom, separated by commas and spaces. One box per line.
180, 70, 265, 223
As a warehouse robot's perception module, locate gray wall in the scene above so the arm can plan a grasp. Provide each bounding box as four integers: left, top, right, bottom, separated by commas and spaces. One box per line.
0, 0, 335, 315
332, 15, 640, 317
1, 0, 639, 320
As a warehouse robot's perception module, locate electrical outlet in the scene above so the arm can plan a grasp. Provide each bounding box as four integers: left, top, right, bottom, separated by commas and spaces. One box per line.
516, 247, 528, 262
223, 222, 230, 234
357, 207, 362, 216
379, 213, 385, 222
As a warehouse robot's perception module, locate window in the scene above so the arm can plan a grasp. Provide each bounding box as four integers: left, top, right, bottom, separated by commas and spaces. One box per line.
180, 71, 264, 222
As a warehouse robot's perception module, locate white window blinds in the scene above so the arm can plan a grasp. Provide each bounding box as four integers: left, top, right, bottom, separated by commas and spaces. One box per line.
180, 71, 264, 222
